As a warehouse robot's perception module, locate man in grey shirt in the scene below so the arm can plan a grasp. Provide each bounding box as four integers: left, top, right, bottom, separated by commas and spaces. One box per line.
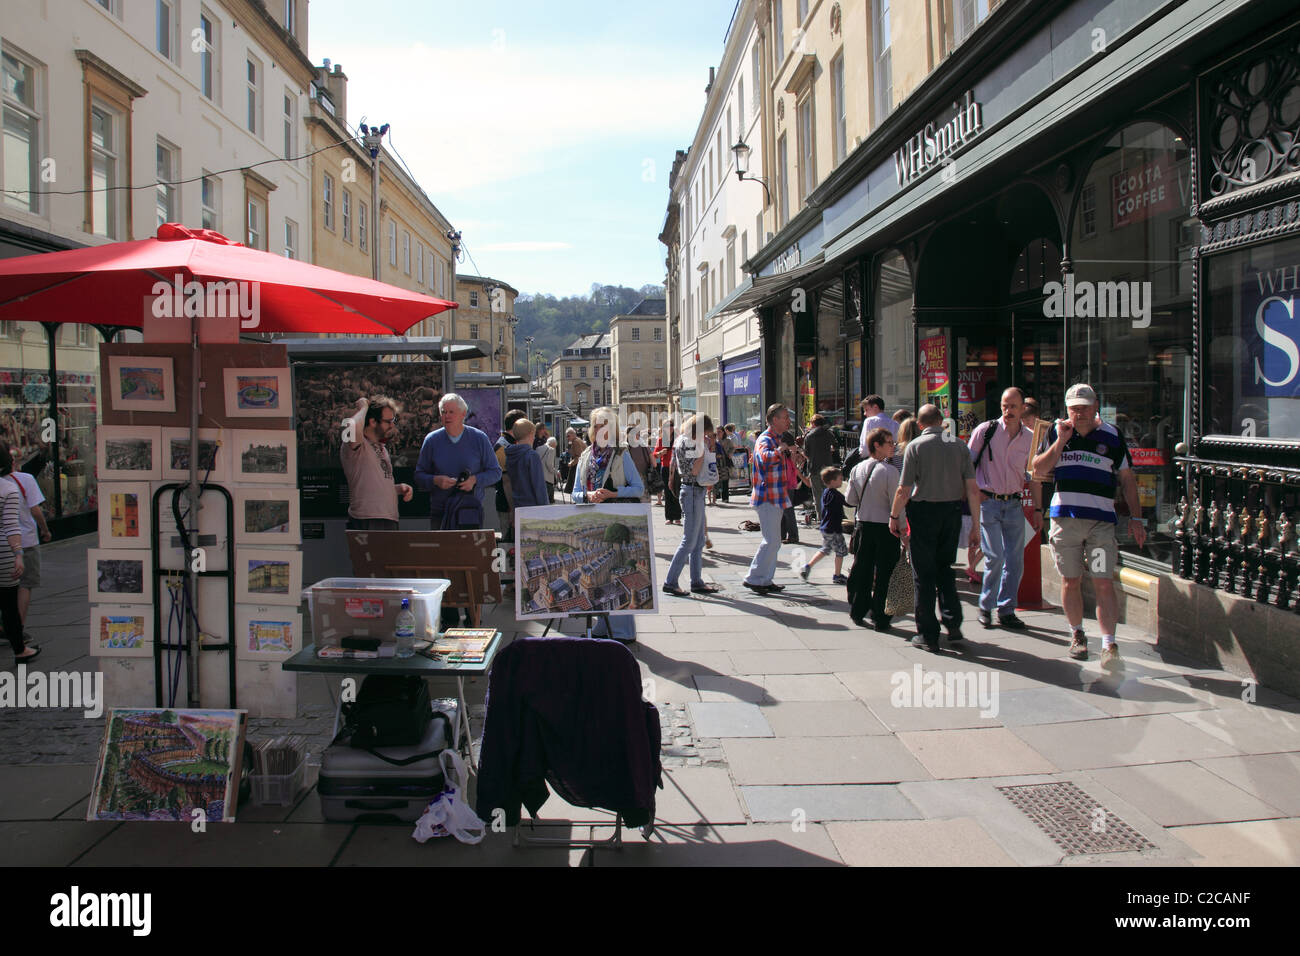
802, 414, 836, 521
888, 404, 981, 651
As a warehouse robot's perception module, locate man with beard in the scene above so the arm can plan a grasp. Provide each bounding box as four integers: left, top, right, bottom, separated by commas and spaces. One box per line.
342, 396, 413, 531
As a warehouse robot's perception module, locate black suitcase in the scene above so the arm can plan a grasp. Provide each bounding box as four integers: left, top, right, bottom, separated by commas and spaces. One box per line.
318, 713, 451, 823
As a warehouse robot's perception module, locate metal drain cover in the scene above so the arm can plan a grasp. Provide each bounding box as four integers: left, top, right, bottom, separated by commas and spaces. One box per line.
997, 781, 1157, 856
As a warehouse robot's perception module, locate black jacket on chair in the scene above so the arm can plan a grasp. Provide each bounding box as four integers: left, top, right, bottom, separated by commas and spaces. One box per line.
474, 636, 662, 827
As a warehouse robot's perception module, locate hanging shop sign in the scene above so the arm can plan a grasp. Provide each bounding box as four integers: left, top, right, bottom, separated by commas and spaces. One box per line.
893, 90, 984, 187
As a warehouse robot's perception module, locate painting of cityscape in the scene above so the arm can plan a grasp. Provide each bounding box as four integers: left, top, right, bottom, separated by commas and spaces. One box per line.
88, 708, 246, 822
515, 503, 657, 620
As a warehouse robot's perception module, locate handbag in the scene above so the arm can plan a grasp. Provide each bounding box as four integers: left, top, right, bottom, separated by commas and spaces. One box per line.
340, 675, 434, 750
883, 545, 915, 618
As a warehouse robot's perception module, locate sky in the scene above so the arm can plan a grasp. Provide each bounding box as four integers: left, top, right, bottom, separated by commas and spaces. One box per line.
308, 0, 740, 298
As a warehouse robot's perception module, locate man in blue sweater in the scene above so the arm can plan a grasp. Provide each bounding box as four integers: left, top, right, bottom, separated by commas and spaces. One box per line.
414, 393, 502, 528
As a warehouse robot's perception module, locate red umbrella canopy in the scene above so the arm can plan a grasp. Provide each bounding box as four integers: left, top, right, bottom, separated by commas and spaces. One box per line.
0, 223, 456, 335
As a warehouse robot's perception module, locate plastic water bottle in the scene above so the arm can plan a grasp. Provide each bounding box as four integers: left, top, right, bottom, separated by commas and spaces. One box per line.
394, 598, 415, 658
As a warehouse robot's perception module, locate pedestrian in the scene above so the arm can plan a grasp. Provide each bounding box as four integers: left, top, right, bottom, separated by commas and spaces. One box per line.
504, 419, 548, 510
802, 414, 836, 522
341, 396, 414, 531
892, 408, 914, 427
662, 414, 722, 597
414, 393, 502, 628
571, 407, 646, 504
890, 417, 919, 470
742, 404, 803, 594
715, 426, 734, 504
801, 465, 849, 585
5, 447, 50, 640
563, 427, 586, 501
844, 428, 901, 629
888, 404, 981, 651
538, 435, 558, 503
1033, 383, 1146, 672
780, 431, 805, 544
625, 424, 653, 503
494, 409, 526, 541
968, 388, 1043, 631
857, 394, 898, 458
0, 448, 34, 661
655, 418, 681, 524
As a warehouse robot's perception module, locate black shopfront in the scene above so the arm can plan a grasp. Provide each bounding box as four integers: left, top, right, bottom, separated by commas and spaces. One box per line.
749, 0, 1300, 602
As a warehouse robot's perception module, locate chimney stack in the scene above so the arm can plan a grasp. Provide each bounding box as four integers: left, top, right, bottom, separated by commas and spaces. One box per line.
706, 66, 715, 94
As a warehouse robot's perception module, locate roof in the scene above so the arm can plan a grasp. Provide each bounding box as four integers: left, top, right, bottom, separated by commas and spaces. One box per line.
623, 572, 651, 591
565, 333, 611, 351
628, 297, 666, 316
456, 274, 519, 296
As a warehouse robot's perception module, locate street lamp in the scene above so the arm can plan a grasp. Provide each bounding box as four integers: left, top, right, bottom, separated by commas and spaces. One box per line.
732, 140, 771, 204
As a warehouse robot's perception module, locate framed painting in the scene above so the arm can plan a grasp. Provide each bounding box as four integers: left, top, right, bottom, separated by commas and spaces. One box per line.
514, 503, 657, 620
90, 604, 153, 657
161, 427, 229, 483
232, 430, 297, 484
224, 367, 290, 418
87, 549, 153, 605
234, 547, 302, 606
88, 708, 246, 822
234, 605, 301, 659
107, 355, 176, 414
97, 482, 152, 550
232, 487, 300, 545
97, 426, 162, 481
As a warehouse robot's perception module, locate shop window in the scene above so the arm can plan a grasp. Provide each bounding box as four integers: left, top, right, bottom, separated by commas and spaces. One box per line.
815, 280, 847, 427
1205, 234, 1300, 441
1067, 120, 1192, 564
1009, 238, 1061, 296
873, 249, 914, 410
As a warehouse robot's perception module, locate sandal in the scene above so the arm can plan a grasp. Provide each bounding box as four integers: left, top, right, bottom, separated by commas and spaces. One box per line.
14, 643, 40, 662
661, 584, 689, 597
690, 584, 721, 594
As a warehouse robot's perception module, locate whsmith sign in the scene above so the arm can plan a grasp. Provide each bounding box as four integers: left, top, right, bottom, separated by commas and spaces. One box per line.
893, 91, 984, 186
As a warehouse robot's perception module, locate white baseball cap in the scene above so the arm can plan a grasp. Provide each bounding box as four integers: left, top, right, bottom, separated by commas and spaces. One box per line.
1065, 383, 1098, 407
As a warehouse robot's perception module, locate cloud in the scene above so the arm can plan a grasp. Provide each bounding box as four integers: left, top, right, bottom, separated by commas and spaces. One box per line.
474, 241, 573, 253
326, 40, 704, 194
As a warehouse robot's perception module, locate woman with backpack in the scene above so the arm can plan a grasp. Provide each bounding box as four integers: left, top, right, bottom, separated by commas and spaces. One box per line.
844, 427, 901, 630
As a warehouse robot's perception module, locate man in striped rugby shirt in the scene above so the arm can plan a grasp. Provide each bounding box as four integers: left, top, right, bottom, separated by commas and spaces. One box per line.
1033, 384, 1146, 672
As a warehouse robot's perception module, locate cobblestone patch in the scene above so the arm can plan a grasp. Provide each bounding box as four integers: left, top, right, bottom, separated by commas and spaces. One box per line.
658, 702, 726, 768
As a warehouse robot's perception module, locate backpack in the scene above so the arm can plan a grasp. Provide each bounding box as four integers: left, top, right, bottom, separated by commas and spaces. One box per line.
441, 490, 483, 531
339, 675, 440, 755
842, 446, 864, 476
972, 420, 998, 469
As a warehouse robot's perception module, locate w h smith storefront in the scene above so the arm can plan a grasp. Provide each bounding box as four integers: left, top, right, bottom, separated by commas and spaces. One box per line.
727, 0, 1300, 694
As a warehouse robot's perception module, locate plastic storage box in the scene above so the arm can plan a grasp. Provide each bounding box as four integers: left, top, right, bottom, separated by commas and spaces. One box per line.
305, 577, 449, 646
249, 759, 307, 807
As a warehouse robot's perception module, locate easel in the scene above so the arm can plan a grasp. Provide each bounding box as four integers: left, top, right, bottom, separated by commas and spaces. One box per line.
538, 611, 615, 641
345, 530, 501, 626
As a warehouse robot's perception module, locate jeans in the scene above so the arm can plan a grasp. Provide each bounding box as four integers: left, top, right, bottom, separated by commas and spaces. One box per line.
781, 506, 800, 542
906, 500, 963, 641
979, 497, 1025, 615
744, 502, 785, 586
847, 522, 899, 623
666, 485, 708, 588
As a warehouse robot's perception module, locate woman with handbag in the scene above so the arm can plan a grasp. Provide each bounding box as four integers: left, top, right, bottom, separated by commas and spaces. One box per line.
654, 418, 681, 525
844, 427, 901, 630
570, 408, 646, 505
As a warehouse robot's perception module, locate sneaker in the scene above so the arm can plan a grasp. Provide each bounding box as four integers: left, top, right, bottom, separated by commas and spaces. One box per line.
910, 635, 939, 652
832, 574, 849, 585
978, 610, 993, 628
1068, 630, 1088, 660
997, 614, 1028, 630
799, 565, 811, 581
1100, 645, 1125, 673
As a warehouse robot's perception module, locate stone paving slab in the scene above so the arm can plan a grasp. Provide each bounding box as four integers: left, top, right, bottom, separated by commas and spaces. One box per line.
740, 785, 921, 823
1010, 714, 1241, 770
994, 687, 1112, 726
727, 649, 830, 674
687, 701, 773, 738
722, 736, 930, 786
73, 822, 347, 866
0, 821, 117, 866
1171, 705, 1300, 755
825, 817, 1019, 866
862, 697, 1001, 732
1087, 761, 1285, 826
588, 822, 844, 866
0, 764, 95, 821
761, 700, 890, 737
693, 674, 767, 703
337, 823, 585, 866
1066, 679, 1214, 719
898, 728, 1059, 779
813, 646, 915, 672
1168, 819, 1300, 866
546, 766, 748, 826
1194, 753, 1300, 816
761, 673, 856, 702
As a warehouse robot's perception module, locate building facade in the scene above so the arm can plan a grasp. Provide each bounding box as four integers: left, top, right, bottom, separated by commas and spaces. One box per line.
688, 0, 1300, 689
610, 296, 668, 423
452, 274, 518, 376
0, 0, 314, 533
545, 333, 611, 420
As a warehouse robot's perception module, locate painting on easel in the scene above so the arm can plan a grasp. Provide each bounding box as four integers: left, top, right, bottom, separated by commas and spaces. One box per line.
515, 503, 657, 620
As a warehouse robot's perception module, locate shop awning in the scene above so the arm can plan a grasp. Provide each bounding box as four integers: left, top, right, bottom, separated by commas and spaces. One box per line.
715, 254, 825, 316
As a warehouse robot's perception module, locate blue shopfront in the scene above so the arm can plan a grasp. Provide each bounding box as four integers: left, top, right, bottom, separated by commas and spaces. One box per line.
721, 353, 762, 436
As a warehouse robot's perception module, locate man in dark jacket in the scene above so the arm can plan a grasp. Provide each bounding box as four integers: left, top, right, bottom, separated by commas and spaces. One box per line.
802, 414, 836, 521
504, 419, 548, 509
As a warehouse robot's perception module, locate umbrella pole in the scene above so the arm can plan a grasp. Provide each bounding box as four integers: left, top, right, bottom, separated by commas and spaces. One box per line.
186, 315, 201, 707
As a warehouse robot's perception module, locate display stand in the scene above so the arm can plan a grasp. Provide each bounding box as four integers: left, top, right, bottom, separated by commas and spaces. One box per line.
345, 530, 500, 627
151, 482, 237, 708
537, 611, 613, 641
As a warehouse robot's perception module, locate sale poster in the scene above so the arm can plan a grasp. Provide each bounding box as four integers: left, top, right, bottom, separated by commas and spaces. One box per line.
956, 367, 998, 441
918, 333, 950, 416
799, 359, 816, 428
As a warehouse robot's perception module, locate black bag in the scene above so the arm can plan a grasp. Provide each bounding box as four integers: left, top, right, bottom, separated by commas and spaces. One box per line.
340, 675, 433, 751
842, 446, 864, 476
441, 490, 483, 530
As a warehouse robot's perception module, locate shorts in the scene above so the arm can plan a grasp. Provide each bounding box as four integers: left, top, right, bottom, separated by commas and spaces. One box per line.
819, 531, 848, 557
19, 546, 39, 588
1049, 516, 1118, 579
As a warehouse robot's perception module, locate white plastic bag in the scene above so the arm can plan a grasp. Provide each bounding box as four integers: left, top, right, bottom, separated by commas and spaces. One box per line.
412, 749, 485, 845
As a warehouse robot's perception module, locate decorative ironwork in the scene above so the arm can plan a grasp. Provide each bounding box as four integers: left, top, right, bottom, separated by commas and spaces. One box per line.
1198, 196, 1300, 254
1202, 31, 1300, 199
